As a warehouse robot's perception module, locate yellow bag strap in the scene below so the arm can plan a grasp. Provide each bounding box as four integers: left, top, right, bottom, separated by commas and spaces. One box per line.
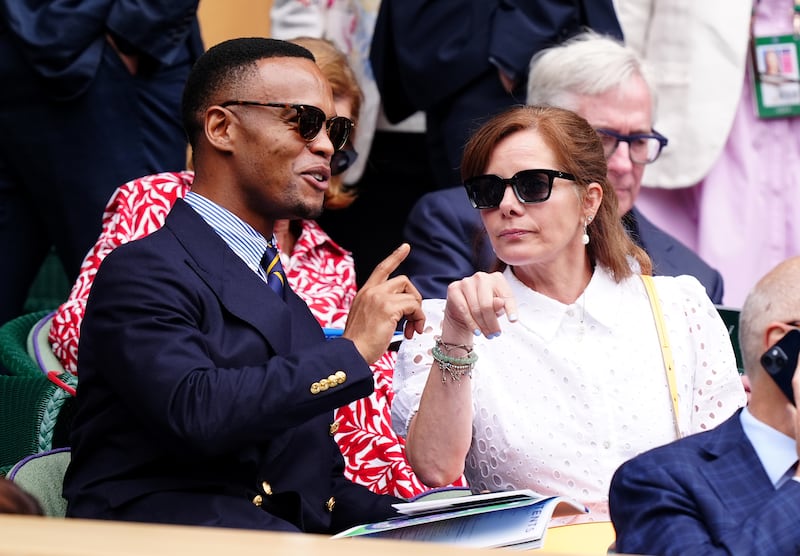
641, 275, 682, 438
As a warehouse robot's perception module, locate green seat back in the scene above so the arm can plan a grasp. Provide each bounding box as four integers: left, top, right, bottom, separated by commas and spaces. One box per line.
716, 306, 743, 375
7, 448, 71, 517
0, 312, 74, 475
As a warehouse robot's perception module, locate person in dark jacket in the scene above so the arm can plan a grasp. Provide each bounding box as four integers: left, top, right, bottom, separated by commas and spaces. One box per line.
63, 37, 424, 532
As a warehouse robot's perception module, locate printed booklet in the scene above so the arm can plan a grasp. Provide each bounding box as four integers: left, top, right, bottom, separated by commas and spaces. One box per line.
331, 488, 588, 550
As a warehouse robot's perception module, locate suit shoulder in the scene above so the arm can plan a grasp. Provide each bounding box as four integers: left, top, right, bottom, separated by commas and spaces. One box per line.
633, 207, 724, 301
413, 186, 470, 212
635, 209, 718, 274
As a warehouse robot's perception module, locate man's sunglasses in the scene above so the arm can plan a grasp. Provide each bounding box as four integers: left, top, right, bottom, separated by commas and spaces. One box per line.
463, 169, 576, 209
331, 148, 358, 176
219, 101, 354, 151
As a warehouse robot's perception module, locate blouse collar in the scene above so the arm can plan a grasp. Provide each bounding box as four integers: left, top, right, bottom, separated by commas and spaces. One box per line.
504, 265, 629, 342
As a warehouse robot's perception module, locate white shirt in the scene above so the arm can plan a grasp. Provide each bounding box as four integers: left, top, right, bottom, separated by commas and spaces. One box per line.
740, 407, 797, 489
393, 266, 747, 522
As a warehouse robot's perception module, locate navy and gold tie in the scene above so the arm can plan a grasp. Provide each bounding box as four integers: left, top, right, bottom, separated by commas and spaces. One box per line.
262, 242, 286, 298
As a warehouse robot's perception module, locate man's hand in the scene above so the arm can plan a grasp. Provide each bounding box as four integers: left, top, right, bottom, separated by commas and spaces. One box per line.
343, 244, 425, 363
498, 68, 517, 94
106, 33, 139, 75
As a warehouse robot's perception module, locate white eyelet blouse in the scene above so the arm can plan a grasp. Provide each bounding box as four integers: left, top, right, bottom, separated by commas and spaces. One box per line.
392, 266, 747, 523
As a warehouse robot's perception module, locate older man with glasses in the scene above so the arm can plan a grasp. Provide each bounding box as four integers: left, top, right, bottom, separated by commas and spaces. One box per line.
399, 31, 724, 305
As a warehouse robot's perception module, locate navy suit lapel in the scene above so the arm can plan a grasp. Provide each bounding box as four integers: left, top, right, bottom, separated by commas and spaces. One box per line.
165, 200, 293, 354
699, 413, 776, 525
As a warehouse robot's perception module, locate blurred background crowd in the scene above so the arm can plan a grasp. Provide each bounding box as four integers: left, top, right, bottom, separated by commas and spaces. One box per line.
3, 0, 798, 328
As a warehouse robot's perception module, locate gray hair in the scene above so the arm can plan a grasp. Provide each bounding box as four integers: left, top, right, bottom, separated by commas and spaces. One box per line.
526, 31, 657, 123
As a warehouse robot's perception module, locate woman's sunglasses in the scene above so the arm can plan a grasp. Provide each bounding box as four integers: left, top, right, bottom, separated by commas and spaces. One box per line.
220, 101, 354, 151
331, 148, 358, 176
463, 169, 576, 209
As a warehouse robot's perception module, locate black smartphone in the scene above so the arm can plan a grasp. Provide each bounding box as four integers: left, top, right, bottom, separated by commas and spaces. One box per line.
760, 328, 800, 405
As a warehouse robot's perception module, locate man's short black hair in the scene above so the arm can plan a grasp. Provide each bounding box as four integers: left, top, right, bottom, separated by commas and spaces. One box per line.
181, 37, 315, 148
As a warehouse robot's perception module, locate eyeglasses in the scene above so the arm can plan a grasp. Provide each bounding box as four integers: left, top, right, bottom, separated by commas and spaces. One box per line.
463, 169, 576, 209
595, 128, 668, 165
219, 101, 354, 151
331, 148, 358, 176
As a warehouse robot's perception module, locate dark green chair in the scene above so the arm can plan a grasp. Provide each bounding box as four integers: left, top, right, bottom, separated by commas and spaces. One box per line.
0, 311, 48, 378
0, 312, 75, 476
716, 305, 743, 375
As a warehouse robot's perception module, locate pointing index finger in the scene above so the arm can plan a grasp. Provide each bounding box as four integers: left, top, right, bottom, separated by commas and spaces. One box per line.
363, 243, 411, 287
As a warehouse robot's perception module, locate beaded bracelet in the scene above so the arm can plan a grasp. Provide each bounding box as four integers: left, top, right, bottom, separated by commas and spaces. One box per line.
432, 336, 478, 383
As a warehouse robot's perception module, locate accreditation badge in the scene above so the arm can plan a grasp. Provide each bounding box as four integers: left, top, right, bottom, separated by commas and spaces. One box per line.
751, 34, 800, 118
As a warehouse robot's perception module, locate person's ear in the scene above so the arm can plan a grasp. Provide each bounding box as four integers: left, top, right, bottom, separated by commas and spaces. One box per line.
204, 106, 236, 154
764, 322, 793, 353
583, 182, 603, 215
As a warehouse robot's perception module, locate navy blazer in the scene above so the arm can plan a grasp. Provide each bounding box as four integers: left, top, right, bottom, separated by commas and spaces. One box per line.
610, 410, 800, 555
64, 200, 399, 532
400, 186, 724, 304
623, 207, 724, 303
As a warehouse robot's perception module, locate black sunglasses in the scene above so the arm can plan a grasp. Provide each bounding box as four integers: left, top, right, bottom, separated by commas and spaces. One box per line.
219, 101, 354, 151
331, 148, 358, 176
463, 169, 576, 209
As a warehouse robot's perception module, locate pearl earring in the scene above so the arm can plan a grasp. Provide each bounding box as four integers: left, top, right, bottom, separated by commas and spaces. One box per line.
582, 215, 592, 245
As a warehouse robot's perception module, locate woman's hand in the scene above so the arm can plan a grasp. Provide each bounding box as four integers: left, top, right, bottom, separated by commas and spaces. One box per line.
442, 271, 518, 340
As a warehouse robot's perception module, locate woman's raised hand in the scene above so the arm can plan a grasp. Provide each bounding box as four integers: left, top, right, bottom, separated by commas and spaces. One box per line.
442, 271, 518, 341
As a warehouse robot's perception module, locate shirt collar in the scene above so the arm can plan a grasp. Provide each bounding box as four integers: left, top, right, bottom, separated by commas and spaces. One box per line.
741, 406, 797, 487
504, 265, 624, 342
183, 191, 268, 275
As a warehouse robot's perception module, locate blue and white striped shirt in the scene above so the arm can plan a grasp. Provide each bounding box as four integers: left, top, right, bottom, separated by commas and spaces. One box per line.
183, 191, 272, 284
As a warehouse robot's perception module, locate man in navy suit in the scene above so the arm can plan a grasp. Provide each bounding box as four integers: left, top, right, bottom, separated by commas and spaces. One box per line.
0, 0, 203, 325
63, 38, 425, 532
400, 32, 724, 304
371, 0, 623, 188
609, 255, 800, 555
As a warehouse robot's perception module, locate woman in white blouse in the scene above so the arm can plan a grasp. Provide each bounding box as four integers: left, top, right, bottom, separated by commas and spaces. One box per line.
391, 105, 747, 523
